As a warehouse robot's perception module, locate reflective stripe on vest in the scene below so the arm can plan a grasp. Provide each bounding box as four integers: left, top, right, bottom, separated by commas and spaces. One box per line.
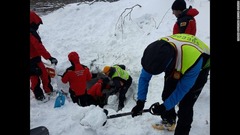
161, 34, 210, 74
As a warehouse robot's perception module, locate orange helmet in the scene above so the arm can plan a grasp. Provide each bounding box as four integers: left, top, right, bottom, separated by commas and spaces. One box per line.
103, 66, 111, 74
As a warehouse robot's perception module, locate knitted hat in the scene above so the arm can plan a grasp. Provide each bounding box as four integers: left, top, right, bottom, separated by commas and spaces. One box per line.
68, 51, 80, 63
103, 66, 111, 74
141, 40, 175, 75
171, 0, 186, 11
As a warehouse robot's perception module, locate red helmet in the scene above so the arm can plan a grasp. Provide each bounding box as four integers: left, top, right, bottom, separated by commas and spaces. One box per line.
68, 51, 80, 63
30, 11, 43, 25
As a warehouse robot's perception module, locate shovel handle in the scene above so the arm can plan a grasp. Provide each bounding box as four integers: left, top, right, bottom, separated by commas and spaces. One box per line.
107, 109, 150, 119
57, 74, 63, 77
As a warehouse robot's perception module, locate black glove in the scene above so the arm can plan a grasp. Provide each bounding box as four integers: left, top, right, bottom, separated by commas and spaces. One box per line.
49, 57, 58, 65
57, 74, 63, 77
149, 102, 166, 116
131, 100, 145, 117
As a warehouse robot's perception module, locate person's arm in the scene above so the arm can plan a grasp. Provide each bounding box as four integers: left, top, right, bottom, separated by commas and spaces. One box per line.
163, 57, 203, 110
61, 72, 69, 84
185, 19, 196, 35
131, 68, 152, 117
61, 67, 73, 84
30, 34, 51, 59
137, 68, 152, 101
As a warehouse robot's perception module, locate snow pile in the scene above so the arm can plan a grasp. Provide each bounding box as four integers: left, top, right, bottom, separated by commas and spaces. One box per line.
73, 105, 107, 129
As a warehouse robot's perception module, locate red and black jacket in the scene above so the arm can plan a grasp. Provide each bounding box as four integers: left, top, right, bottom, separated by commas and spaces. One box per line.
87, 79, 104, 99
30, 30, 51, 62
62, 63, 92, 96
173, 6, 199, 35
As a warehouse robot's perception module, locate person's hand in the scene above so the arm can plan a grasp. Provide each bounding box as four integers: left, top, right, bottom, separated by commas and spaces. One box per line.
49, 57, 58, 65
149, 102, 166, 115
131, 100, 145, 117
57, 74, 63, 77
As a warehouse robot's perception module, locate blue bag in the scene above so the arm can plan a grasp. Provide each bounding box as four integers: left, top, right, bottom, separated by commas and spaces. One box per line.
54, 91, 65, 108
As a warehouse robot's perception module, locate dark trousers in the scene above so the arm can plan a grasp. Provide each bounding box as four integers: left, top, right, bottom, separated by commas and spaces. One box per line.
119, 76, 132, 105
69, 89, 94, 107
30, 58, 53, 99
162, 68, 210, 135
32, 78, 44, 100
31, 74, 53, 100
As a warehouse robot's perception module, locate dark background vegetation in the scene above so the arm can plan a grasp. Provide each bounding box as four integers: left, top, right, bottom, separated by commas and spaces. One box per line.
30, 0, 119, 15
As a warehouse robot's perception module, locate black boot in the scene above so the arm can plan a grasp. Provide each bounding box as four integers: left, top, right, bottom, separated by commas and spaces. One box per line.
34, 87, 45, 101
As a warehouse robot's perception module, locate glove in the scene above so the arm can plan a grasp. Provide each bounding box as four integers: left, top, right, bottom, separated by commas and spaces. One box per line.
49, 57, 58, 65
57, 74, 63, 77
149, 102, 166, 116
131, 100, 145, 117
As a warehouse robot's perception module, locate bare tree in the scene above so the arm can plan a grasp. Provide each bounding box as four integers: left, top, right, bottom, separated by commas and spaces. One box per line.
156, 8, 171, 29
115, 4, 142, 37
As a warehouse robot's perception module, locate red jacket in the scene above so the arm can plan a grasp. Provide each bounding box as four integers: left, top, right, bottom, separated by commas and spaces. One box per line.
173, 7, 199, 35
30, 33, 51, 60
87, 79, 104, 99
62, 61, 92, 96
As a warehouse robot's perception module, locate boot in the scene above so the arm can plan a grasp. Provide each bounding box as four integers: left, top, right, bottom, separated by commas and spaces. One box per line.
36, 95, 49, 103
152, 119, 176, 131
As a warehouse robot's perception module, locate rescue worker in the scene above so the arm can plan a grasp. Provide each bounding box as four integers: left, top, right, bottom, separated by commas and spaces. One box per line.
102, 64, 132, 111
131, 34, 210, 135
172, 0, 199, 35
30, 10, 58, 101
87, 77, 111, 108
61, 51, 92, 106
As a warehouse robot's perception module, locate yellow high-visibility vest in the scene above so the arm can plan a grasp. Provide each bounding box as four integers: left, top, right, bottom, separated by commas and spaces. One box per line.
161, 34, 210, 75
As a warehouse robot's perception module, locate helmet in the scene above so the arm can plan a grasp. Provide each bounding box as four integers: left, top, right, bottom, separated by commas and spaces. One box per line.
103, 66, 111, 74
141, 40, 175, 75
30, 11, 43, 25
68, 51, 80, 63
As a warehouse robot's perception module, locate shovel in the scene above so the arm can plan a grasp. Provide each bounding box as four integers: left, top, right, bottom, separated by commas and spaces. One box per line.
100, 108, 150, 126
103, 103, 160, 126
106, 109, 150, 119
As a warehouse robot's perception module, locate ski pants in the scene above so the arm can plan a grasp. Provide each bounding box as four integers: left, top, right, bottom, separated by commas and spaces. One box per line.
30, 60, 53, 99
69, 89, 93, 107
162, 68, 210, 135
119, 76, 132, 105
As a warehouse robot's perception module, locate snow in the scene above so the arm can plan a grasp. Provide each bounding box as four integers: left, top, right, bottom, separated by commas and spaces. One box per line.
30, 0, 210, 134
